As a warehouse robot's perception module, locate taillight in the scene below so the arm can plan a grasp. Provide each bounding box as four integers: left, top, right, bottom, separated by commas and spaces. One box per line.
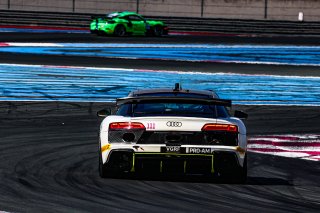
109, 122, 145, 130
201, 123, 238, 132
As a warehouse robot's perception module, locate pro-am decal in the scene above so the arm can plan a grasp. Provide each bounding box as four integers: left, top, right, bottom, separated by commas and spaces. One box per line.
186, 147, 213, 154
160, 147, 213, 154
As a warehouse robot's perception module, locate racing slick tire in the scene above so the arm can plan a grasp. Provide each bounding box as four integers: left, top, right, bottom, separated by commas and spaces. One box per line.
99, 151, 109, 178
217, 154, 247, 184
232, 155, 247, 184
153, 25, 163, 37
114, 25, 126, 37
226, 155, 247, 184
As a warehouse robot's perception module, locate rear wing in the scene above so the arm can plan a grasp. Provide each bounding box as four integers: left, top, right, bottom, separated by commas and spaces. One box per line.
116, 96, 232, 107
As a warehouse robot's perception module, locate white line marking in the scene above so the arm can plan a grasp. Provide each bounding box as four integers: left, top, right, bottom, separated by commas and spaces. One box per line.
6, 42, 63, 47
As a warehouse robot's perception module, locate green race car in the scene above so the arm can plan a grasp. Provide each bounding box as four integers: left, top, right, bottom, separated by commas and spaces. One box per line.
90, 11, 168, 37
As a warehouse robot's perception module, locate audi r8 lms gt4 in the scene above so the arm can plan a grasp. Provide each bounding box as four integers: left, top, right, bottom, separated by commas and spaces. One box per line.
98, 84, 248, 183
90, 11, 168, 36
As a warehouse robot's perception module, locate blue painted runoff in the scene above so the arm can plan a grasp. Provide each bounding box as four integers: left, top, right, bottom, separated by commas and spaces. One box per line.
1, 43, 320, 66
0, 64, 319, 105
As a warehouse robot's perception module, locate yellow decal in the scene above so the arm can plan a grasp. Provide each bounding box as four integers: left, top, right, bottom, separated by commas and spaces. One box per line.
101, 144, 111, 152
236, 146, 246, 154
131, 153, 135, 172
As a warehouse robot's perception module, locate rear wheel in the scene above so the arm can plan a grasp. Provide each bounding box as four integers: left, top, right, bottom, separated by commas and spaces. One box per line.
153, 25, 163, 37
217, 154, 247, 184
233, 155, 247, 183
226, 155, 247, 184
99, 151, 108, 178
114, 25, 126, 37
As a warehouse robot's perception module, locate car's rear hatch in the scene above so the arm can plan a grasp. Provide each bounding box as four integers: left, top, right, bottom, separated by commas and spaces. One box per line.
109, 117, 238, 146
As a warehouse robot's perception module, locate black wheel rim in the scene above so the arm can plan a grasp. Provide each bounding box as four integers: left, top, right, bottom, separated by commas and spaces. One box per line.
154, 26, 163, 36
116, 26, 125, 36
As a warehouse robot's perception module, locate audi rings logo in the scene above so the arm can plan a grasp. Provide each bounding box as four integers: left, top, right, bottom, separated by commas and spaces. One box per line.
166, 121, 182, 127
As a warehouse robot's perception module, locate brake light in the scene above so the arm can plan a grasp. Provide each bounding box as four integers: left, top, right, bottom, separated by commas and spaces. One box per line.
109, 122, 145, 130
201, 123, 238, 132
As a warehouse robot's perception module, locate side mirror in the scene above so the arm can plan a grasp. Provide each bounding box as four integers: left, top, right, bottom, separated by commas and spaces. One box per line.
234, 110, 248, 120
97, 108, 112, 117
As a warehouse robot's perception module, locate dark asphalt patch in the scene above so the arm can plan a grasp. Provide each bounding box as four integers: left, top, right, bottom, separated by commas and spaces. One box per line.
0, 101, 319, 212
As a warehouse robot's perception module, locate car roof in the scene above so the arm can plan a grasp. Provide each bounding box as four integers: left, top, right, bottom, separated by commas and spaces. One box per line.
107, 11, 139, 18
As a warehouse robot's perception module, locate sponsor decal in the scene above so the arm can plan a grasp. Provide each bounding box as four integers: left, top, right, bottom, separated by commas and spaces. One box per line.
101, 144, 111, 152
133, 145, 145, 151
166, 121, 182, 127
146, 122, 155, 129
165, 146, 180, 152
161, 146, 184, 153
188, 147, 212, 154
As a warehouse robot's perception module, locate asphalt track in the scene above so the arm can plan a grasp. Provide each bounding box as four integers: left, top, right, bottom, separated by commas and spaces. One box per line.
0, 32, 320, 212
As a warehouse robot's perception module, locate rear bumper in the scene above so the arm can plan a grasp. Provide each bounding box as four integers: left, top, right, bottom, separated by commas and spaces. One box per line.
101, 144, 246, 175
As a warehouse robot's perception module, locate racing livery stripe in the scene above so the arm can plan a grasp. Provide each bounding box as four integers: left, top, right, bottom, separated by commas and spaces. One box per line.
248, 134, 320, 161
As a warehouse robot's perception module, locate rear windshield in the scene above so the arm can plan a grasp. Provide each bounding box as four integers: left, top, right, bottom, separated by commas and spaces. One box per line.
117, 102, 229, 118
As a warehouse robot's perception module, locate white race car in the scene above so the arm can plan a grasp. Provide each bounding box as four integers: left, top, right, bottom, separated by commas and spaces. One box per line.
98, 84, 248, 183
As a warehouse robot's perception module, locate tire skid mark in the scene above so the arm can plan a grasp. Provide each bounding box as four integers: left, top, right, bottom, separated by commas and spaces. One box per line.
1, 101, 320, 212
